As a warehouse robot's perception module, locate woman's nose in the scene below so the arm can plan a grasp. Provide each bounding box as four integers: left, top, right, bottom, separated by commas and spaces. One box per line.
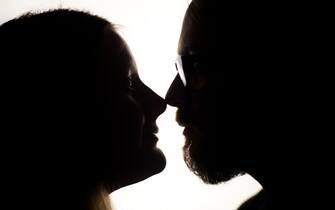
165, 74, 185, 107
155, 93, 167, 116
146, 86, 167, 117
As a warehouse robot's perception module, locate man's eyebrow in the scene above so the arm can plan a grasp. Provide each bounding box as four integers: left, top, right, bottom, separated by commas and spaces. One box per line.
182, 48, 201, 56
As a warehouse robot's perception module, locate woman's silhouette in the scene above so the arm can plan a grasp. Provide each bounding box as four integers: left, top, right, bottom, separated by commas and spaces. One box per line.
0, 9, 166, 210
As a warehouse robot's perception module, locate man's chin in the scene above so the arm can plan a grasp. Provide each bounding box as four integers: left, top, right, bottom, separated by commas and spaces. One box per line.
183, 136, 242, 184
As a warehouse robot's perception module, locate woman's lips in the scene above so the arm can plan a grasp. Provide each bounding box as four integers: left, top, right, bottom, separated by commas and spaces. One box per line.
143, 133, 158, 148
143, 124, 159, 148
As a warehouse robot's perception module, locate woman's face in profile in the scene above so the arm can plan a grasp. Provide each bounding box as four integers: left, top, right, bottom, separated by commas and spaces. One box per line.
94, 27, 167, 190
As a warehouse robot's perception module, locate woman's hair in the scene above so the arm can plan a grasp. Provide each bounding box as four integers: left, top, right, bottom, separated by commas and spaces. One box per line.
0, 9, 111, 66
0, 9, 127, 210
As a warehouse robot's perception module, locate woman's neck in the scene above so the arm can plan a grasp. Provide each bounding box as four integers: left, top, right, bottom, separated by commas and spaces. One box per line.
86, 185, 112, 210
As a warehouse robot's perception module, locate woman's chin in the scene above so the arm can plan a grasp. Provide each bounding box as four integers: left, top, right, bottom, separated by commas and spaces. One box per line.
144, 147, 167, 174
131, 148, 166, 184
108, 148, 166, 192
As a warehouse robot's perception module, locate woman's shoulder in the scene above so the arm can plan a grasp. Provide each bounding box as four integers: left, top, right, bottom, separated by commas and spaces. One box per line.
237, 189, 266, 210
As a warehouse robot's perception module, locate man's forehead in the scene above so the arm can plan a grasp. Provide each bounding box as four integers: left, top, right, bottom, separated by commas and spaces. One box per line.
178, 6, 220, 55
178, 24, 213, 55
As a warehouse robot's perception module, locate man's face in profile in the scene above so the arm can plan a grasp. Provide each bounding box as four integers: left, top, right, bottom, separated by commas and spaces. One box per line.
166, 3, 243, 184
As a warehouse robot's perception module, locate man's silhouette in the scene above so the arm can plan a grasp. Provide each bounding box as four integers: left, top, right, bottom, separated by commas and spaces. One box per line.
166, 0, 322, 209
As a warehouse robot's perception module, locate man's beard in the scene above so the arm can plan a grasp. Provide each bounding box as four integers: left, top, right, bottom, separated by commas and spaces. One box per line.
182, 129, 244, 184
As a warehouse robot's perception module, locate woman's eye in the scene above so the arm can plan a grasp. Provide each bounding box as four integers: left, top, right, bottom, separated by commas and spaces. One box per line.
128, 78, 135, 91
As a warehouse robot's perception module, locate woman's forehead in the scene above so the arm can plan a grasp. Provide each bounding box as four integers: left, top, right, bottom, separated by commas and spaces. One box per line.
100, 26, 138, 77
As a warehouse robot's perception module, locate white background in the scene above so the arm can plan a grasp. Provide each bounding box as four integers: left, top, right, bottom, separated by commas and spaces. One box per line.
0, 1, 262, 209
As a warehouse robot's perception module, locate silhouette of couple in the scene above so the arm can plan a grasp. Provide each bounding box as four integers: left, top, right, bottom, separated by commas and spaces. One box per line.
0, 0, 319, 209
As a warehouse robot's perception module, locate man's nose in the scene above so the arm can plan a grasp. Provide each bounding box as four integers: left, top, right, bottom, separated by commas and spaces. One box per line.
165, 74, 185, 107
